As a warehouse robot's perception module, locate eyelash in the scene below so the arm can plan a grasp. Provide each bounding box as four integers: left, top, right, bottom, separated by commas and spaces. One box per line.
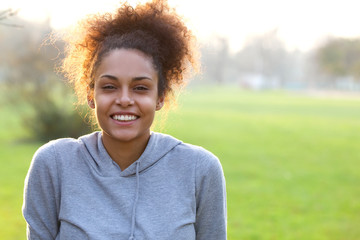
134, 86, 148, 91
102, 85, 116, 90
101, 85, 149, 91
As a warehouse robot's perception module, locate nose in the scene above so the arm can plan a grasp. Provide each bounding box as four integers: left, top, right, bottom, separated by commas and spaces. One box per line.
115, 88, 134, 107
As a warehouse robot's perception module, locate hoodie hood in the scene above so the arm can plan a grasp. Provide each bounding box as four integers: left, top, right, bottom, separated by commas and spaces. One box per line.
80, 131, 182, 239
80, 131, 182, 177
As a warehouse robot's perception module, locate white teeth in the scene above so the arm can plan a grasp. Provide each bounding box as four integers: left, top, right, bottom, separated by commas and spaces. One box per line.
113, 115, 137, 121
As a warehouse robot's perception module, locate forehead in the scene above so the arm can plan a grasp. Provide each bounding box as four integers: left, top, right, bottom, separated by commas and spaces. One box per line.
95, 48, 157, 79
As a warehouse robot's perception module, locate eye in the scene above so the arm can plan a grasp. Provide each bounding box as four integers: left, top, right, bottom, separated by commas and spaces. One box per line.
134, 86, 149, 91
102, 85, 116, 90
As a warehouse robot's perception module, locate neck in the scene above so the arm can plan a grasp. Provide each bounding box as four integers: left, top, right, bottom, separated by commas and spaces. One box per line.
101, 131, 150, 171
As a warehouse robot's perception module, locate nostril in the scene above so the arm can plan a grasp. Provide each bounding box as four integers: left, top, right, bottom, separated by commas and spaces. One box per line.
115, 96, 134, 106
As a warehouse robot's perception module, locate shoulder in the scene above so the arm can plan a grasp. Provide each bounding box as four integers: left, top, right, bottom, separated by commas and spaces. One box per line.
156, 132, 222, 172
168, 134, 220, 165
175, 141, 224, 183
29, 139, 73, 175
31, 132, 97, 167
34, 137, 79, 160
180, 142, 220, 166
36, 131, 98, 154
189, 144, 223, 179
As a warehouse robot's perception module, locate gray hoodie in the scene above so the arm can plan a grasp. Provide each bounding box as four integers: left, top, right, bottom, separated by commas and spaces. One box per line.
23, 131, 226, 240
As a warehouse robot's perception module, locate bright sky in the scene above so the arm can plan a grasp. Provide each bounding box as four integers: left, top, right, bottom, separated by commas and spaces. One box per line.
2, 0, 360, 52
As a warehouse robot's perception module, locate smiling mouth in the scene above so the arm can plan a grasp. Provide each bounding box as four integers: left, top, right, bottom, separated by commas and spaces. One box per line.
111, 114, 139, 122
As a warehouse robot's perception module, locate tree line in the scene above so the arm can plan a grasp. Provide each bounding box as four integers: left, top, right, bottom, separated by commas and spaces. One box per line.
1, 16, 359, 140
202, 30, 360, 91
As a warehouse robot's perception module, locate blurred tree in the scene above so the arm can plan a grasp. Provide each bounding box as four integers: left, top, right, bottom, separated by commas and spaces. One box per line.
235, 29, 291, 87
0, 17, 92, 141
316, 37, 360, 80
199, 31, 308, 89
0, 8, 22, 27
201, 36, 230, 84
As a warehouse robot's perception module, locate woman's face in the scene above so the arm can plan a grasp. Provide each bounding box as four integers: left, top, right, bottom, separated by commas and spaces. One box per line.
90, 48, 164, 145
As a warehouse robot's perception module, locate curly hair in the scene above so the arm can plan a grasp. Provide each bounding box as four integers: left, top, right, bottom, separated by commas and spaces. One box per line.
61, 0, 199, 107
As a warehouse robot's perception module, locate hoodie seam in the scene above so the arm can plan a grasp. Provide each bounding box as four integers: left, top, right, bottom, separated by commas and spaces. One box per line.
79, 140, 109, 177
50, 142, 62, 229
129, 142, 182, 176
194, 149, 200, 206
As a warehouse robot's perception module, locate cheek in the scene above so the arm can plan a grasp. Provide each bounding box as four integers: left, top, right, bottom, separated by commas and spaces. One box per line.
142, 96, 159, 110
94, 94, 111, 111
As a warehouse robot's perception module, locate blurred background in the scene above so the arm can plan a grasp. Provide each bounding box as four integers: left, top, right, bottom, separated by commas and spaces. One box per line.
1, 0, 360, 239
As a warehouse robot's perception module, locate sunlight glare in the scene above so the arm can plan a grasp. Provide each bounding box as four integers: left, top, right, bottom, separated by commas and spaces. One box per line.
2, 0, 360, 52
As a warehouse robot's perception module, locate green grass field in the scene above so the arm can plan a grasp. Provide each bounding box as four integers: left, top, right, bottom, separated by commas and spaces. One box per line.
1, 86, 360, 239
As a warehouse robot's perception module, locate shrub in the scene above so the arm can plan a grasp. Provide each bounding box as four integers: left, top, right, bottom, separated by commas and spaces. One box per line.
23, 97, 93, 142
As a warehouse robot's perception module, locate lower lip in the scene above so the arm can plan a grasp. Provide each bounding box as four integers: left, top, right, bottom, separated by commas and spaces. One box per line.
111, 117, 138, 126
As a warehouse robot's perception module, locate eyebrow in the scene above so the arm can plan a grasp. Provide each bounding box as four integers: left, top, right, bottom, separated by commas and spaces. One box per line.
99, 74, 153, 81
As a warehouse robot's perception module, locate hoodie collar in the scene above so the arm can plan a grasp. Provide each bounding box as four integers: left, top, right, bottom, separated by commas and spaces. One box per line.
80, 131, 182, 177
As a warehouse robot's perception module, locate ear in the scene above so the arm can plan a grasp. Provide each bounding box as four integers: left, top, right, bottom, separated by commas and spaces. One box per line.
87, 98, 95, 109
156, 95, 165, 111
87, 90, 95, 109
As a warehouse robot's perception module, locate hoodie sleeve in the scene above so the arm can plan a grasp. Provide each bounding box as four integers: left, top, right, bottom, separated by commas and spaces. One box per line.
23, 143, 60, 240
195, 150, 227, 240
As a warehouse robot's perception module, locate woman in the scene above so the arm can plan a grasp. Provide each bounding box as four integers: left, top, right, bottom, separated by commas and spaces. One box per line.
23, 0, 226, 239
